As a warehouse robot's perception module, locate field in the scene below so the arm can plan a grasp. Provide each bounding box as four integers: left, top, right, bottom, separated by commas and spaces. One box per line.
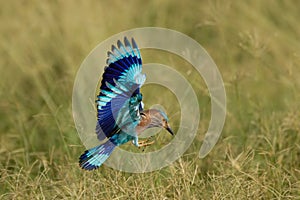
1, 0, 300, 199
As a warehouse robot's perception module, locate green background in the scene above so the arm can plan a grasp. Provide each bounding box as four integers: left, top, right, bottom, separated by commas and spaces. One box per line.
1, 1, 299, 199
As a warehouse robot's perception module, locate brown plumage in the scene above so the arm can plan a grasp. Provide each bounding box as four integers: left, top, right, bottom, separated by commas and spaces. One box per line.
136, 109, 173, 135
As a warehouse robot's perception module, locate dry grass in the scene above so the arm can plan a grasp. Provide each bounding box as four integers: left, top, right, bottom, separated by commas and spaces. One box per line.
1, 0, 300, 199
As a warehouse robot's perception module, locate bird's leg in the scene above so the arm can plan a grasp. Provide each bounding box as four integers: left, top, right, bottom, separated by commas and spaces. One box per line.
132, 136, 139, 147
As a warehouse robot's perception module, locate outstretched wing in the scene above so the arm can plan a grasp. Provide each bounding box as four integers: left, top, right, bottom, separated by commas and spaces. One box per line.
96, 37, 146, 141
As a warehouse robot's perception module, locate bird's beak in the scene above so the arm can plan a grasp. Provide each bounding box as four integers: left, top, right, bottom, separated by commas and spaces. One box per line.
165, 124, 174, 135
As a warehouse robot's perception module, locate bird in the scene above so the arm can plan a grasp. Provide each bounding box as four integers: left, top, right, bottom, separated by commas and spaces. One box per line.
79, 37, 174, 170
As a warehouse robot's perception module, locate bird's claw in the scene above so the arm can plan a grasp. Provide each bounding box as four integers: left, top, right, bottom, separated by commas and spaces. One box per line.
138, 140, 155, 147
138, 136, 155, 147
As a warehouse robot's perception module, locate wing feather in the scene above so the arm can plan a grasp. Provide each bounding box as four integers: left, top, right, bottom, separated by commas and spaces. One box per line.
96, 37, 145, 141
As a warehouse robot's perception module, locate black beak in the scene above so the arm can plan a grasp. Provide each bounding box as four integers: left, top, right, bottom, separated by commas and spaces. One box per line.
165, 125, 174, 135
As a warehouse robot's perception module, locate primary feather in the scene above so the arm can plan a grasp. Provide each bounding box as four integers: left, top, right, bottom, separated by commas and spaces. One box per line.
96, 37, 145, 141
79, 37, 145, 170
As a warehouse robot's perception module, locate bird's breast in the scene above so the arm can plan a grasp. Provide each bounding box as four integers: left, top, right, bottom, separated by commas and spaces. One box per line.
136, 116, 151, 135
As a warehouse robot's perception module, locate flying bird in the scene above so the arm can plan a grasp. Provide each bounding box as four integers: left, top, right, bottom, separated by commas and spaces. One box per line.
79, 37, 174, 170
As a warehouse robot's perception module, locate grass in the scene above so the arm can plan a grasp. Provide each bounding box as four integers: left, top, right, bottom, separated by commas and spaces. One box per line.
1, 0, 300, 199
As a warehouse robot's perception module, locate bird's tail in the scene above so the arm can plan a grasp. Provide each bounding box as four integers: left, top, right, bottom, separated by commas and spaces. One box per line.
79, 140, 116, 170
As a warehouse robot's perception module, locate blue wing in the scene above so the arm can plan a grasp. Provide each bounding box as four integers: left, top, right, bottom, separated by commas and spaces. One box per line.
96, 37, 146, 141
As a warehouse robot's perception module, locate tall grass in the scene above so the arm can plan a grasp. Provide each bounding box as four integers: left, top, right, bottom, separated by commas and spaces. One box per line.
0, 0, 299, 199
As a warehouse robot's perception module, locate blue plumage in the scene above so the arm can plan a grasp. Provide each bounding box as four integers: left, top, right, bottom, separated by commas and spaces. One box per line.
96, 37, 145, 141
79, 37, 146, 170
79, 140, 115, 170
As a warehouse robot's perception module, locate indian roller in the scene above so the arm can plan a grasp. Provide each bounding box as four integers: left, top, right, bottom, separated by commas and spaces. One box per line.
79, 37, 174, 170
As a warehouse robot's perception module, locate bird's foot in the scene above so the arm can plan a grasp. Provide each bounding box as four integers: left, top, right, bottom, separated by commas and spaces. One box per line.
138, 136, 155, 147
138, 140, 155, 147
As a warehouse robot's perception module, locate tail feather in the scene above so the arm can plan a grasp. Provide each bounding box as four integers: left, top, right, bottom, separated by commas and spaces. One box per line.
79, 140, 116, 170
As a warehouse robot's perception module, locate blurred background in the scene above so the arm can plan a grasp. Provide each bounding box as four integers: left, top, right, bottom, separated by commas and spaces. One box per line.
0, 0, 299, 199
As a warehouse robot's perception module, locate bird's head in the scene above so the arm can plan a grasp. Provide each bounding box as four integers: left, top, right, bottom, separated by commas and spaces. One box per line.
141, 109, 174, 135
